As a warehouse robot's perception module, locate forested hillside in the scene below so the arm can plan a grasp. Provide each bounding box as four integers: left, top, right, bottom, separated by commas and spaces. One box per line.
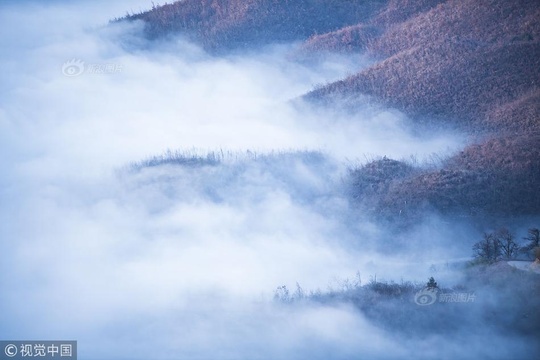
124, 0, 387, 50
122, 0, 540, 222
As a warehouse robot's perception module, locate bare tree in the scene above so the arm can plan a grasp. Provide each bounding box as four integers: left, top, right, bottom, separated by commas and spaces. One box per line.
495, 228, 518, 260
521, 228, 540, 259
472, 232, 501, 263
274, 285, 291, 303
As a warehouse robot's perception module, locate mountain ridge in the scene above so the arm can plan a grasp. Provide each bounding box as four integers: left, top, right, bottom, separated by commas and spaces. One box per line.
121, 0, 540, 221
123, 0, 386, 51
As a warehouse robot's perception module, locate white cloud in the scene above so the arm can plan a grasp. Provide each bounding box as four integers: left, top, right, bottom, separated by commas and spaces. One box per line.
0, 1, 488, 359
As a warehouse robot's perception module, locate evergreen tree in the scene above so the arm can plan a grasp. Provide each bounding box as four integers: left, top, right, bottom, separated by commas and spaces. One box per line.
426, 277, 438, 289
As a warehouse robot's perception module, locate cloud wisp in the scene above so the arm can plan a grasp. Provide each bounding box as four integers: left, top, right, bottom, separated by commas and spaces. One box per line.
0, 1, 495, 359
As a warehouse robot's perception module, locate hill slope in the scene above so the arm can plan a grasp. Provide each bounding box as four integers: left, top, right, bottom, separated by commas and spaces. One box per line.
307, 0, 540, 130
123, 0, 387, 51
122, 0, 540, 221
306, 0, 540, 220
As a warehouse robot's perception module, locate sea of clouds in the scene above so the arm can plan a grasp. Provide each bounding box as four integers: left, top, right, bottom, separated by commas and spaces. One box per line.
1, 1, 510, 359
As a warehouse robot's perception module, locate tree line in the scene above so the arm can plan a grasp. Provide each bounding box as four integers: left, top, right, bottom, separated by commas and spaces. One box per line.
472, 227, 540, 263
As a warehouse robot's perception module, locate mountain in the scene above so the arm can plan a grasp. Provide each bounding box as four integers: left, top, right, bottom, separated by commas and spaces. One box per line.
122, 0, 540, 221
306, 0, 540, 221
123, 0, 387, 51
350, 133, 540, 223
298, 0, 446, 54
307, 0, 540, 130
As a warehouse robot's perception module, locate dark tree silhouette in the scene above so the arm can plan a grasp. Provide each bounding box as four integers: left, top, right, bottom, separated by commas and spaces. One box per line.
473, 232, 501, 263
426, 277, 438, 289
495, 228, 519, 260
522, 228, 540, 259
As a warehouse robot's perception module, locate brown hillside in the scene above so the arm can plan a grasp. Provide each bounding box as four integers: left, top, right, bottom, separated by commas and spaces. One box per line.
484, 90, 540, 133
309, 40, 540, 127
295, 0, 445, 55
377, 133, 540, 218
307, 0, 540, 128
298, 24, 380, 54
349, 157, 417, 198
123, 0, 387, 50
370, 0, 446, 28
370, 0, 540, 57
306, 0, 540, 221
120, 0, 540, 220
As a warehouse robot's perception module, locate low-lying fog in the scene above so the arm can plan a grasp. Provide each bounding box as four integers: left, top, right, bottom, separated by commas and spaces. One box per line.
1, 1, 515, 359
